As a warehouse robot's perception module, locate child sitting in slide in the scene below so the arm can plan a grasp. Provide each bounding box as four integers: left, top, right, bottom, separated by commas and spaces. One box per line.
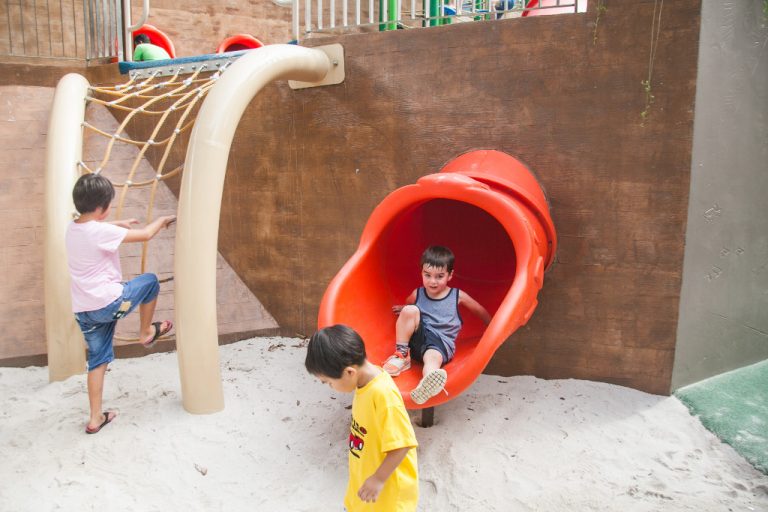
133, 33, 171, 61
384, 245, 491, 404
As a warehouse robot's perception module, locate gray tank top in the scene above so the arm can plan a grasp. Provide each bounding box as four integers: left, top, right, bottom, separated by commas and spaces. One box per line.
415, 287, 462, 358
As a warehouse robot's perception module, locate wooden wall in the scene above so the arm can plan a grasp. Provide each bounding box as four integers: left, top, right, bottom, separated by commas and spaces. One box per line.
0, 0, 702, 395
209, 0, 700, 395
0, 0, 294, 365
0, 81, 278, 364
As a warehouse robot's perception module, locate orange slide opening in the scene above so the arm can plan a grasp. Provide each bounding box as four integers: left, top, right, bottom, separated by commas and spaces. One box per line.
318, 150, 556, 409
216, 34, 264, 53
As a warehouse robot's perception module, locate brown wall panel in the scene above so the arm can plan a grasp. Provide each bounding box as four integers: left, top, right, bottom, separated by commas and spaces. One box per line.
0, 1, 701, 395
212, 1, 700, 395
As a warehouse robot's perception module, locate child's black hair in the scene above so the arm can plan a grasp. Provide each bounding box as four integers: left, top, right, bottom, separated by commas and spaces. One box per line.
420, 245, 455, 273
305, 324, 367, 378
134, 33, 151, 46
72, 173, 115, 215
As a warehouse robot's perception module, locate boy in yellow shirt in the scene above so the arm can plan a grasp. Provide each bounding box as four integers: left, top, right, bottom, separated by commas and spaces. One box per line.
305, 324, 419, 511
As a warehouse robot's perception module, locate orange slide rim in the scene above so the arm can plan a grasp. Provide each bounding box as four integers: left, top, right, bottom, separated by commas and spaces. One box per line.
318, 151, 555, 409
216, 34, 264, 54
133, 24, 176, 59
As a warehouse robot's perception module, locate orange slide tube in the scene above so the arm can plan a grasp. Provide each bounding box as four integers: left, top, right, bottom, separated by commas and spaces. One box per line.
216, 34, 264, 53
318, 150, 556, 409
133, 24, 176, 58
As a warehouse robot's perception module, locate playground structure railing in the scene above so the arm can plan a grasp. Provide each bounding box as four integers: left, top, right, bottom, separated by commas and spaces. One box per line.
290, 0, 583, 40
1, 0, 125, 62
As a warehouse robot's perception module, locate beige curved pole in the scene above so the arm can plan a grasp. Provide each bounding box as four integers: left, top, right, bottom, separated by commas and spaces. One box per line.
44, 73, 90, 382
175, 45, 333, 414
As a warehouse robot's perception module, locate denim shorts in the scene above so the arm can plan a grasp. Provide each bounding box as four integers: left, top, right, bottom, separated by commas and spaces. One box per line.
74, 273, 160, 371
408, 318, 451, 364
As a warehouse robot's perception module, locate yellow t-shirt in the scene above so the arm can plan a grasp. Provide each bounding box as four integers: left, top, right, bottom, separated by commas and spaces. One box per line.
345, 371, 418, 512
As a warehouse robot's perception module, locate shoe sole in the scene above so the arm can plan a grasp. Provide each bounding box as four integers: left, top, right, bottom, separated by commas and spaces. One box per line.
410, 369, 447, 404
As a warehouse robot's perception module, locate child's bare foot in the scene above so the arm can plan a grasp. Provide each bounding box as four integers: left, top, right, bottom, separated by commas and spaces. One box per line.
86, 411, 117, 434
141, 320, 173, 348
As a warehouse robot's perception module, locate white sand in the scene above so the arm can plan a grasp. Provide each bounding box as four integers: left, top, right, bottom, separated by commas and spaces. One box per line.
1, 337, 766, 511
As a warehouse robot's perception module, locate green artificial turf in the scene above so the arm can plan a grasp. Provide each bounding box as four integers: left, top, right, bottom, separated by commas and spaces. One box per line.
675, 358, 768, 475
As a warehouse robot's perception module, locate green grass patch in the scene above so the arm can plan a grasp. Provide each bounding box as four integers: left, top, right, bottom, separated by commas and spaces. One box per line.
675, 359, 768, 474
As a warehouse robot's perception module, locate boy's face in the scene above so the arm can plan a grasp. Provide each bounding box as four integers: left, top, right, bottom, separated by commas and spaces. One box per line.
421, 264, 453, 297
315, 367, 358, 393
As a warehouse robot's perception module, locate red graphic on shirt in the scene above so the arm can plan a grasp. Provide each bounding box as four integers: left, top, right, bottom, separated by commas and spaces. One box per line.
349, 418, 367, 458
349, 433, 364, 451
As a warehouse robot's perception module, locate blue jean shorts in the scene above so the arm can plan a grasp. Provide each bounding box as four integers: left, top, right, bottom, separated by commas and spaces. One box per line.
408, 318, 451, 364
74, 273, 160, 371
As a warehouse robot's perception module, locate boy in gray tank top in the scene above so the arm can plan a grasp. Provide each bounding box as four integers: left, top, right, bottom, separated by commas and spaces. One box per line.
383, 246, 491, 404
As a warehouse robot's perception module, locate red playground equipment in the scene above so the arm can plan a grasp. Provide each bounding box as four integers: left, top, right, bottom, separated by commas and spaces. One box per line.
132, 24, 176, 58
318, 150, 557, 409
216, 34, 264, 53
523, 0, 588, 16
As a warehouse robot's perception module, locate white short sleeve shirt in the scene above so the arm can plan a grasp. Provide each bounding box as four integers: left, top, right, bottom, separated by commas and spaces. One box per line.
65, 220, 128, 313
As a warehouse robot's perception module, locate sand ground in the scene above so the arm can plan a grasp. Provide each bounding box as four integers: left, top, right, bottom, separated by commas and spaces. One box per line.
1, 336, 766, 511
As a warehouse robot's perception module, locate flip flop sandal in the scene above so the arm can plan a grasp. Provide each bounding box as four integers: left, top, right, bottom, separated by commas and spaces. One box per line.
142, 320, 173, 348
85, 411, 115, 434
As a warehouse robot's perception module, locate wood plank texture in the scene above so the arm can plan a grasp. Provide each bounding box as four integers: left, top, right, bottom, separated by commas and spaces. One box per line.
210, 1, 700, 395
0, 0, 701, 395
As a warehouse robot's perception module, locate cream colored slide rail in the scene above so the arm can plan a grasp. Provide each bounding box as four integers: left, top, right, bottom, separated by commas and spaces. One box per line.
175, 44, 343, 414
44, 74, 90, 382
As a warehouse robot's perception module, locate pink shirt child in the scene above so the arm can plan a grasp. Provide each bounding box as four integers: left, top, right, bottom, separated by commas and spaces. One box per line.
65, 220, 128, 313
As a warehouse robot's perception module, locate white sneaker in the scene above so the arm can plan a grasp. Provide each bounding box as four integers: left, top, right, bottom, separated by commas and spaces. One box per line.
383, 351, 411, 377
410, 369, 448, 405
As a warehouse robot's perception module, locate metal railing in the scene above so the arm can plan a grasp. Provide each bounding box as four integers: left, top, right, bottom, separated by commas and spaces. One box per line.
1, 0, 125, 61
291, 0, 586, 40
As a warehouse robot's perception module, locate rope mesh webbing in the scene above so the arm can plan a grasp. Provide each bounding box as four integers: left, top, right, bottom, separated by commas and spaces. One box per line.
80, 62, 229, 342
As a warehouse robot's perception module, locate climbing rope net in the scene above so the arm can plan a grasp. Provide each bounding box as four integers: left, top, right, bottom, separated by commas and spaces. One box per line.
79, 62, 231, 341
